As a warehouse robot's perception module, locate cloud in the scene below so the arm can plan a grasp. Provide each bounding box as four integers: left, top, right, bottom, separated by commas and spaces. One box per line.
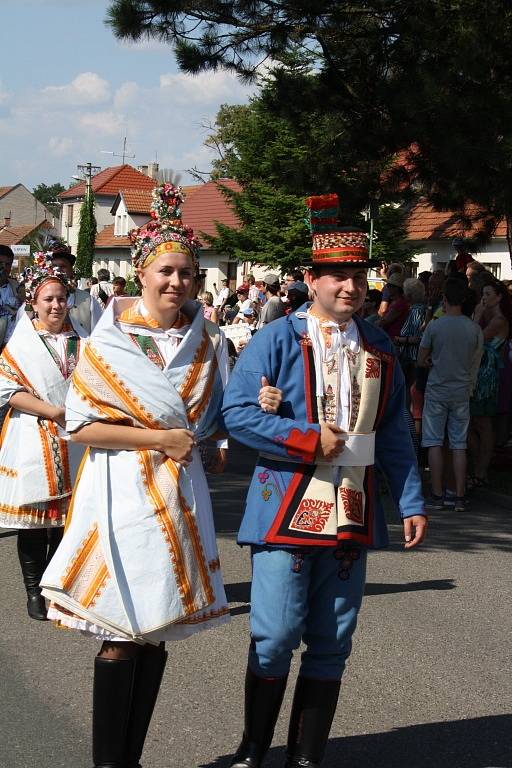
79, 111, 126, 136
113, 82, 140, 110
159, 70, 253, 104
2, 66, 255, 188
42, 72, 110, 106
48, 136, 73, 156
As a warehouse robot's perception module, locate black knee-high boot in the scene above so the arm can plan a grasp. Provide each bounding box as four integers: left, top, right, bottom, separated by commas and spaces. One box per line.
230, 667, 288, 768
285, 677, 341, 768
46, 526, 64, 565
125, 643, 168, 768
17, 528, 48, 621
93, 657, 136, 768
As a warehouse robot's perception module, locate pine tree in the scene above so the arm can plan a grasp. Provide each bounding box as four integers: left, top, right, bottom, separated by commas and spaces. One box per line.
75, 192, 97, 278
106, 1, 512, 263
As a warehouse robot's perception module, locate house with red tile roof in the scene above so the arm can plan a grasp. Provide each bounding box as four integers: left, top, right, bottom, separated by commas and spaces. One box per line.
406, 199, 511, 280
94, 178, 257, 290
59, 164, 157, 254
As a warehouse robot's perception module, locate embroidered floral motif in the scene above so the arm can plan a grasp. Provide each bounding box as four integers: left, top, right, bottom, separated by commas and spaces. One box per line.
339, 486, 364, 524
290, 497, 335, 533
365, 357, 381, 379
262, 488, 272, 502
258, 470, 270, 484
349, 374, 361, 431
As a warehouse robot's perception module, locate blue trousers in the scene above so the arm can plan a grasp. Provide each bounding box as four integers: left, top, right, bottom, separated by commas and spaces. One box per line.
248, 545, 367, 680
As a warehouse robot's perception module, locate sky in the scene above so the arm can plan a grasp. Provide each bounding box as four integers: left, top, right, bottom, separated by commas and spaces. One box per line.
0, 0, 255, 191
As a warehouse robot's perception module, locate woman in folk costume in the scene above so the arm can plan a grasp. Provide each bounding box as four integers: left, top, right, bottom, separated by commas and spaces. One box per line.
222, 194, 427, 768
41, 183, 280, 768
0, 254, 87, 620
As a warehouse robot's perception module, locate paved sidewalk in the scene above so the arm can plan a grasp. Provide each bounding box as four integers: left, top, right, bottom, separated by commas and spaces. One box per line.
0, 443, 511, 768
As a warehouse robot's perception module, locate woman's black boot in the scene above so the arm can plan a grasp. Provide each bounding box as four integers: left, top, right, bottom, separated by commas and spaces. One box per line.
230, 667, 288, 768
46, 526, 64, 565
93, 656, 136, 768
285, 677, 341, 767
125, 643, 168, 768
17, 528, 49, 620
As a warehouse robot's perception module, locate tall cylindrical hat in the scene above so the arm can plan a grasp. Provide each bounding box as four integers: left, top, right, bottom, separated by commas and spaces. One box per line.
305, 193, 378, 267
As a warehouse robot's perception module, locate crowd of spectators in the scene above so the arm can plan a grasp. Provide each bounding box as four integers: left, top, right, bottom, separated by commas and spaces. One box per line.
362, 242, 512, 510
2, 238, 510, 510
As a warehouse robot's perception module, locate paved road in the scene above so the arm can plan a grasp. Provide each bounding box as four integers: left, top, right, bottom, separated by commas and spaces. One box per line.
1, 444, 511, 768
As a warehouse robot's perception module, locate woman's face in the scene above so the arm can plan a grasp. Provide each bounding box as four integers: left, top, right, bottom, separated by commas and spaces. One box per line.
137, 250, 195, 314
481, 285, 500, 309
32, 280, 68, 333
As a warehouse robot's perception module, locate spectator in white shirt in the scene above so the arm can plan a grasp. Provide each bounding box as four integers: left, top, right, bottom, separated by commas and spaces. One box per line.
213, 278, 230, 309
233, 285, 253, 324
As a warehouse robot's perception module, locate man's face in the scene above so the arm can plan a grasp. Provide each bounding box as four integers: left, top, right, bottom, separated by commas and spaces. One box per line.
0, 254, 13, 284
112, 282, 126, 296
307, 265, 368, 321
50, 257, 74, 280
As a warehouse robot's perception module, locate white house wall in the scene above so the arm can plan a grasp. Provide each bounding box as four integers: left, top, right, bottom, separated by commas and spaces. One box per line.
412, 239, 512, 280
62, 195, 116, 252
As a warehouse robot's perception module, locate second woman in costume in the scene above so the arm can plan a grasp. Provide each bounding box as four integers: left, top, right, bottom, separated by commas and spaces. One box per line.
0, 255, 87, 619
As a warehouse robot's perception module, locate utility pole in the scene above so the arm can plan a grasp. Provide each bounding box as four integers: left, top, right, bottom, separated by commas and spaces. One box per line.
77, 162, 101, 200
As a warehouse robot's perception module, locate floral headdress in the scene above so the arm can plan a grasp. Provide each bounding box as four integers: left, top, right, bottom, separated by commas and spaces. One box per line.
129, 183, 202, 270
22, 251, 70, 303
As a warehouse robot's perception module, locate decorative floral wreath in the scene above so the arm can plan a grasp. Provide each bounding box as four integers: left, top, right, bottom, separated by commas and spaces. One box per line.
22, 251, 70, 302
129, 183, 201, 269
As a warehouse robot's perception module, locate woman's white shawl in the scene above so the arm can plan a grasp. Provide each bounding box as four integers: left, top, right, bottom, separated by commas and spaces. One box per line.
42, 297, 230, 642
0, 310, 87, 525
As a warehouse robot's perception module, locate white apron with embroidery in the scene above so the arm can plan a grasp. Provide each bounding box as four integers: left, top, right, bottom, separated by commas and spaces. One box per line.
43, 297, 230, 643
0, 310, 86, 528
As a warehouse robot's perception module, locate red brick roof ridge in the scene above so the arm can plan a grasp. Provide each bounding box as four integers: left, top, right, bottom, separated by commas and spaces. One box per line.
60, 165, 156, 200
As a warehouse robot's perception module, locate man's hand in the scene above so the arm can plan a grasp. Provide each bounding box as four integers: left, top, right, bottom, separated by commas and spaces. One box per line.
258, 376, 282, 414
317, 423, 346, 461
403, 515, 428, 549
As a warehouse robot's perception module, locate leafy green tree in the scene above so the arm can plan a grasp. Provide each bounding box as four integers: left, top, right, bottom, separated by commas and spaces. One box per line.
32, 183, 65, 218
75, 193, 97, 278
107, 1, 512, 262
200, 77, 415, 269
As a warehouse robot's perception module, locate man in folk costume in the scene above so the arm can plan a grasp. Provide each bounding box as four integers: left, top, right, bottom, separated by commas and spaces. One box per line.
222, 194, 427, 768
0, 244, 25, 349
48, 245, 102, 334
0, 254, 87, 619
41, 183, 281, 768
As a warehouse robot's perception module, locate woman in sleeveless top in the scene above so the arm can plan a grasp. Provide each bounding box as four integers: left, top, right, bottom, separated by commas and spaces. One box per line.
468, 281, 511, 486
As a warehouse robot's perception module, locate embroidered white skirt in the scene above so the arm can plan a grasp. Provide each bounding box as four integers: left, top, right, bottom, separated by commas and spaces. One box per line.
47, 447, 230, 642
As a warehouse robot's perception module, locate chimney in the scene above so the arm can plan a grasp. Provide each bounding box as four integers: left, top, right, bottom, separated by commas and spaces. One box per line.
137, 165, 149, 176
147, 162, 159, 179
3, 212, 11, 227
